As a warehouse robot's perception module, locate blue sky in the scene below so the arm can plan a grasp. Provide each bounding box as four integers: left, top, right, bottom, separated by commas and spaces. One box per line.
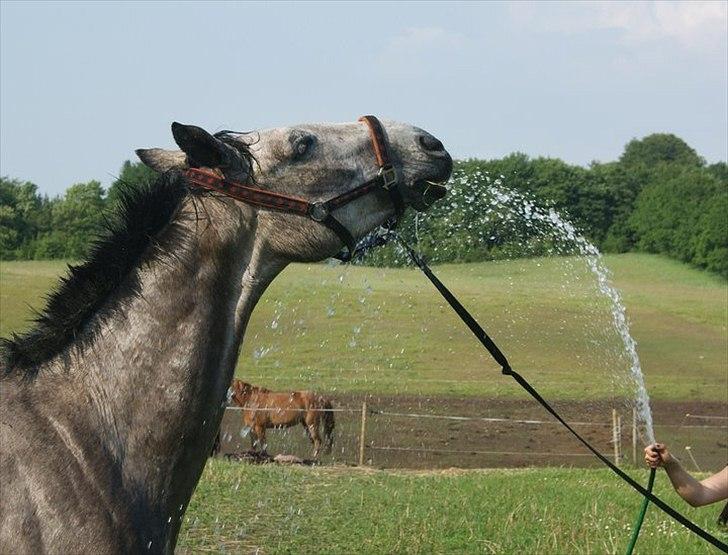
1, 1, 726, 196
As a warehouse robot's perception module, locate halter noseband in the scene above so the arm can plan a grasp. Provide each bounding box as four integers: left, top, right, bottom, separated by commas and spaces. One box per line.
183, 115, 404, 260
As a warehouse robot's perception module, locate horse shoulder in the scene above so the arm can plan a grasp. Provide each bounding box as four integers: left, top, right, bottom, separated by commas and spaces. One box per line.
0, 381, 137, 553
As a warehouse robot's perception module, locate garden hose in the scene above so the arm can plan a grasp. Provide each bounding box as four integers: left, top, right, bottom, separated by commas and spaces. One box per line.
625, 468, 656, 555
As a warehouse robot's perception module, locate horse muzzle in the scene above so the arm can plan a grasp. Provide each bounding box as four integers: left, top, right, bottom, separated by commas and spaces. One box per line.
407, 155, 452, 211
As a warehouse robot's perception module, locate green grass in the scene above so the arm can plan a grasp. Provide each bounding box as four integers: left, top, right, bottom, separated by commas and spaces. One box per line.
2, 257, 726, 554
1, 254, 726, 401
179, 461, 726, 554
0, 260, 70, 337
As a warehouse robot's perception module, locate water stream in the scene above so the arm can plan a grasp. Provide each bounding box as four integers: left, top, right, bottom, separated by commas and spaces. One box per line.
244, 170, 657, 453
379, 171, 656, 442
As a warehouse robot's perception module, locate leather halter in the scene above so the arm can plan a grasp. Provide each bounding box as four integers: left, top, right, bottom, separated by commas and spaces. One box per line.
183, 115, 404, 260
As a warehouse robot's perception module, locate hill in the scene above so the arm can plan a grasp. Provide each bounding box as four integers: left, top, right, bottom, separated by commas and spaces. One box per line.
1, 254, 725, 402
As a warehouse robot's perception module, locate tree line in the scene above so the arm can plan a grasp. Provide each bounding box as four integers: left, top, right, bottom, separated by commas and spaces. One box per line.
1, 134, 726, 277
0, 161, 155, 261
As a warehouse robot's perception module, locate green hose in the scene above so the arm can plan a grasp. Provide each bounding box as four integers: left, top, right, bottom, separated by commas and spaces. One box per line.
625, 468, 657, 555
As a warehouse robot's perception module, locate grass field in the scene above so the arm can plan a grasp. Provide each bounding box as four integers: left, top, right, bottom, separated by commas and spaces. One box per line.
177, 461, 726, 554
2, 253, 726, 401
2, 256, 726, 553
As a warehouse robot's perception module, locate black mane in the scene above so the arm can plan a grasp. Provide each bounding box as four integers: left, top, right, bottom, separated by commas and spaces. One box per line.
1, 171, 192, 379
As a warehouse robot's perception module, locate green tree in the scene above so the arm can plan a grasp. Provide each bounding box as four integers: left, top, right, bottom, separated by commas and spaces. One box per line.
32, 181, 107, 259
619, 133, 704, 169
596, 162, 650, 252
692, 189, 728, 276
629, 167, 726, 275
0, 177, 43, 258
0, 204, 20, 257
107, 160, 157, 207
706, 162, 728, 182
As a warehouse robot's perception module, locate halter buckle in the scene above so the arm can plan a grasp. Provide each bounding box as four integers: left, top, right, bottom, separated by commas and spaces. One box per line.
308, 202, 329, 222
379, 165, 398, 190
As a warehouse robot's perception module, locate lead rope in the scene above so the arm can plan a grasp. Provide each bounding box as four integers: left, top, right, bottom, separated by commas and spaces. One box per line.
392, 236, 728, 553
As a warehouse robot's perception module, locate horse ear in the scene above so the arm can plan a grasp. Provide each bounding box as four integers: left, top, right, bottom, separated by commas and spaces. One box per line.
170, 122, 252, 180
135, 148, 187, 172
171, 122, 224, 168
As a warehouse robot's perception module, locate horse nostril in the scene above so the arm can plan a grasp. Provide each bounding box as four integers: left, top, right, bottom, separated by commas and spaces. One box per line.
418, 134, 444, 153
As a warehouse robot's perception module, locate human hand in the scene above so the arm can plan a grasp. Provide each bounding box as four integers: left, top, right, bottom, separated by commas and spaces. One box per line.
644, 443, 674, 468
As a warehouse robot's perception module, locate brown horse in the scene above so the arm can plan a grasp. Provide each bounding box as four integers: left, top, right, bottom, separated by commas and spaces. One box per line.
229, 379, 334, 459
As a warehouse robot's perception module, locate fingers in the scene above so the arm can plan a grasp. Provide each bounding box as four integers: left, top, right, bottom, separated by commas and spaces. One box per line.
644, 443, 664, 468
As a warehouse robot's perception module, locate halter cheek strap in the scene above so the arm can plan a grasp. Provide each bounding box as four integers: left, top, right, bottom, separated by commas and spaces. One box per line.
183, 115, 405, 260
358, 115, 405, 220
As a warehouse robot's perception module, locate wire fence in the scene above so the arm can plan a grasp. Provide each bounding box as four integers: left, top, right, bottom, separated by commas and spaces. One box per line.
369, 409, 612, 427
684, 413, 728, 421
367, 446, 595, 457
216, 402, 728, 470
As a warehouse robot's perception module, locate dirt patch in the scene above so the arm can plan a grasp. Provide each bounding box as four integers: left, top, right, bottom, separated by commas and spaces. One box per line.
217, 394, 727, 470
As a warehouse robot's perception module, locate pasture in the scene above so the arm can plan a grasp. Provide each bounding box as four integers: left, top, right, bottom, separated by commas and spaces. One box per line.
177, 462, 724, 554
2, 253, 726, 402
1, 254, 726, 553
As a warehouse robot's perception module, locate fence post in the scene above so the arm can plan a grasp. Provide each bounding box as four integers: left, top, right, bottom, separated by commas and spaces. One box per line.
358, 401, 368, 466
612, 409, 621, 466
632, 407, 638, 466
617, 414, 623, 466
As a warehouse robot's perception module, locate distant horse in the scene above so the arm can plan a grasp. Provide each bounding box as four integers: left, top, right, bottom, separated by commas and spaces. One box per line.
229, 379, 334, 459
0, 117, 451, 554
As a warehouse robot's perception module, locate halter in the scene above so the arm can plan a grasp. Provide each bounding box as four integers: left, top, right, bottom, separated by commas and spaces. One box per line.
183, 116, 404, 260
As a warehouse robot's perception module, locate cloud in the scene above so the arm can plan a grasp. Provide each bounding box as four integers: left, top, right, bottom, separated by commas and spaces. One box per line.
377, 26, 466, 77
509, 1, 727, 52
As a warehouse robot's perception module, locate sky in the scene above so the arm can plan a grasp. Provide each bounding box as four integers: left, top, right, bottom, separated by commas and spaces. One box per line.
1, 1, 726, 196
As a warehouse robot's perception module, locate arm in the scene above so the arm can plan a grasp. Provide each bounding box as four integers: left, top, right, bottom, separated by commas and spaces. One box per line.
645, 444, 728, 507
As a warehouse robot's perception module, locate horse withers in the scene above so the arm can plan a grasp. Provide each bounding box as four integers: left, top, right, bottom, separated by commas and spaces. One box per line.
228, 379, 334, 459
0, 117, 451, 554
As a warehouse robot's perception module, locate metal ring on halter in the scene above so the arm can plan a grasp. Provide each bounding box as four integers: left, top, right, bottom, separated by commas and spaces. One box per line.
308, 202, 329, 223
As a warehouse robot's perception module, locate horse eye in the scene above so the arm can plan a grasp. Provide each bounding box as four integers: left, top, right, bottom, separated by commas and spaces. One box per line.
292, 134, 315, 160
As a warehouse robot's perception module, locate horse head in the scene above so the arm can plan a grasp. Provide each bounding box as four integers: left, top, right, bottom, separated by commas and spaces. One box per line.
136, 118, 452, 262
229, 379, 254, 406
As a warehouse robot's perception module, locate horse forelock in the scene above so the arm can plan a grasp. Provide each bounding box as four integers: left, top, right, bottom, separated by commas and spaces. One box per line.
213, 130, 258, 183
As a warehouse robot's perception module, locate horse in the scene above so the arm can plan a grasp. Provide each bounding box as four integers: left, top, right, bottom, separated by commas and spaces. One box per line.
0, 116, 451, 554
229, 379, 334, 459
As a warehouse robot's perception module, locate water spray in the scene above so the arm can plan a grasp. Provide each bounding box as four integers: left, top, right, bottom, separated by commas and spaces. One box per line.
350, 230, 725, 552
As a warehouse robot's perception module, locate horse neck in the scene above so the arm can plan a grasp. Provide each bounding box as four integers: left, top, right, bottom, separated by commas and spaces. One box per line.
48, 196, 284, 544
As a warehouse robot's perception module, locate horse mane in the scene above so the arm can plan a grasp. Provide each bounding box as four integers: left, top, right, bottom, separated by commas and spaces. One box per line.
2, 128, 258, 380
231, 380, 271, 394
1, 170, 193, 379
229, 380, 273, 406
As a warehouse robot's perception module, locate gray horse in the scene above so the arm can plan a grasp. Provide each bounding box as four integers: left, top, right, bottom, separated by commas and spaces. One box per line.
0, 118, 451, 553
